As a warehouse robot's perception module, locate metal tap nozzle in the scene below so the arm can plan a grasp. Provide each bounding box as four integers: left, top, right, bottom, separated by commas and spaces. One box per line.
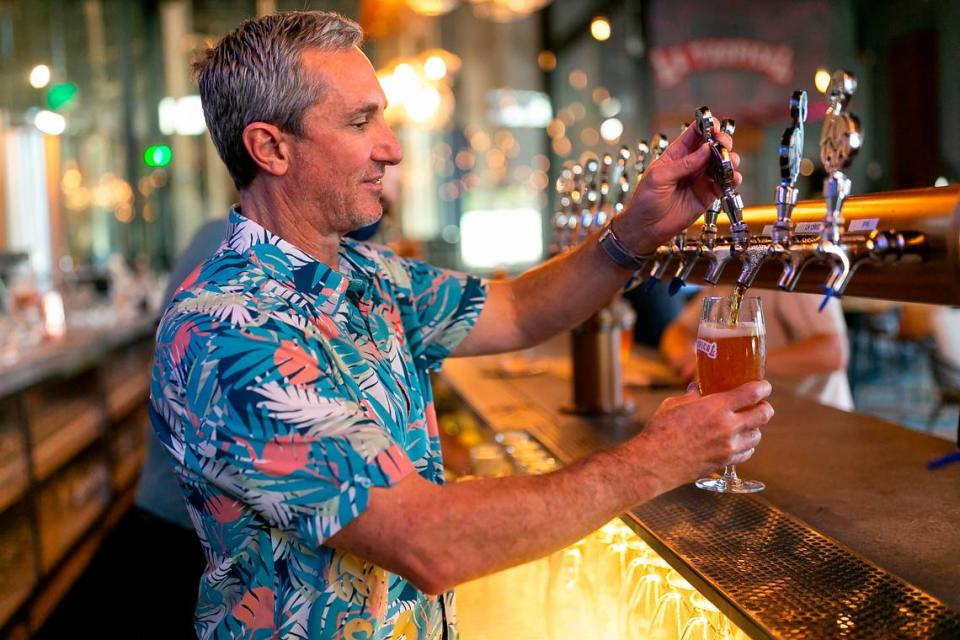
738, 91, 810, 289
576, 155, 601, 242
550, 164, 575, 254
612, 146, 632, 217
697, 108, 750, 252
638, 134, 671, 291
594, 153, 615, 228
816, 70, 862, 306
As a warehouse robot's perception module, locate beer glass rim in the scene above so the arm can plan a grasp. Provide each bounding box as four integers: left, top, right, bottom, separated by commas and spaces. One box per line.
702, 294, 762, 301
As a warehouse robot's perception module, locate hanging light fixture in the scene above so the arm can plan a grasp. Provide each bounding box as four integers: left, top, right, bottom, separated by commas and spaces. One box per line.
467, 0, 552, 23
406, 0, 460, 16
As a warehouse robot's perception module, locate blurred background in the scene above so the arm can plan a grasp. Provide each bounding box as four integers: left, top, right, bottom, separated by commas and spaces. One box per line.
0, 0, 957, 448
1, 1, 959, 638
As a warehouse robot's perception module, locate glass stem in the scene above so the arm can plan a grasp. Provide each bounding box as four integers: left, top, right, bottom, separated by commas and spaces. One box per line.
722, 465, 742, 488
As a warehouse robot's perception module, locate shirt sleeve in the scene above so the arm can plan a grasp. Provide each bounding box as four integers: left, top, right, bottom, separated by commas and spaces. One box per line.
777, 292, 848, 342
152, 311, 416, 549
393, 257, 488, 371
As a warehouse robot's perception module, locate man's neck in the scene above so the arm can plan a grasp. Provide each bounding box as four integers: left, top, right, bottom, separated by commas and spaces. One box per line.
239, 186, 341, 268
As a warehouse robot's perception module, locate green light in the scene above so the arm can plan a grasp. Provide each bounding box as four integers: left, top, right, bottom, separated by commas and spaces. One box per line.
46, 82, 78, 110
144, 144, 172, 167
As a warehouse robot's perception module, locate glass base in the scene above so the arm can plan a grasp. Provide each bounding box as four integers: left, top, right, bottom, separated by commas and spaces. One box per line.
695, 476, 765, 494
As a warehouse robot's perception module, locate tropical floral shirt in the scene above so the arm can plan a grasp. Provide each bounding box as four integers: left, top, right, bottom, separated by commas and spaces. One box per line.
149, 209, 487, 640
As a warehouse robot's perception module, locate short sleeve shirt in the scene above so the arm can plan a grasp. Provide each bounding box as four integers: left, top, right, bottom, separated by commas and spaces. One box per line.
150, 209, 487, 639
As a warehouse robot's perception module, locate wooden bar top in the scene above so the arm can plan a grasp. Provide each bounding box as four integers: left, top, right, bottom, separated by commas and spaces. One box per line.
439, 345, 960, 612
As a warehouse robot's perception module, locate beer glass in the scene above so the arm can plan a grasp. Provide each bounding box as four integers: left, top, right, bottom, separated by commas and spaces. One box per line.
694, 295, 766, 493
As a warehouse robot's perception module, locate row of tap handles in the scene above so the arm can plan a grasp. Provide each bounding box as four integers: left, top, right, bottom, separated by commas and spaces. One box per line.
551, 70, 926, 310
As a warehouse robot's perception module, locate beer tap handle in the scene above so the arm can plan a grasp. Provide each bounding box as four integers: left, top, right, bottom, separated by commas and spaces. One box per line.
818, 71, 862, 307
578, 156, 601, 241
612, 145, 632, 216
773, 91, 808, 246
634, 140, 650, 180
595, 153, 614, 228
697, 107, 748, 247
551, 164, 574, 254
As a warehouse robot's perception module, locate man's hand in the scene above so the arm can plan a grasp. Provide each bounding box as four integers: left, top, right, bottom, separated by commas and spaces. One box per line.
630, 380, 773, 495
615, 119, 742, 256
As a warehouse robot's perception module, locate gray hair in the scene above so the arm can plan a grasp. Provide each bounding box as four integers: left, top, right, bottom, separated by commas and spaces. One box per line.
193, 11, 363, 189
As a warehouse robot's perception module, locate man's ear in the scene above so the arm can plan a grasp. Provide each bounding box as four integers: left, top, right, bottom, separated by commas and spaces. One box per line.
242, 122, 289, 177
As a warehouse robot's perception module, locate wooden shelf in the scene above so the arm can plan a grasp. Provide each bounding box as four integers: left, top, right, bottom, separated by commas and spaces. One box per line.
111, 447, 144, 491
0, 460, 27, 515
30, 402, 103, 482
104, 372, 149, 422
0, 516, 35, 631
28, 484, 135, 633
37, 456, 110, 573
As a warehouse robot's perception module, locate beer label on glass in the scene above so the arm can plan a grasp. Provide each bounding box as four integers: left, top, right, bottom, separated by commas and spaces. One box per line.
696, 338, 718, 359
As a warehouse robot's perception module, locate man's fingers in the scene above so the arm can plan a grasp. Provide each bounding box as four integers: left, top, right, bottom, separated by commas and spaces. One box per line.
656, 143, 712, 182
720, 380, 772, 410
732, 427, 763, 451
735, 401, 775, 430
662, 121, 707, 160
727, 447, 756, 466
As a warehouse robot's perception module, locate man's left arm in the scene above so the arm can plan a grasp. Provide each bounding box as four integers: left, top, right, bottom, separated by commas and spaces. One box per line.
454, 121, 739, 357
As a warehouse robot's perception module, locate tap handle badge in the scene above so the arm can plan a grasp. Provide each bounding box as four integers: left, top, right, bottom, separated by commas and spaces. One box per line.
820, 70, 862, 174
780, 90, 808, 185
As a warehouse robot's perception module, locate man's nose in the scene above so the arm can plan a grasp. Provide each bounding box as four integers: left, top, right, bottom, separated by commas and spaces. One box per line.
375, 124, 403, 165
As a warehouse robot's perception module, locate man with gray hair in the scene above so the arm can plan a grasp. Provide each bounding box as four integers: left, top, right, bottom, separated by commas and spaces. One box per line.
151, 10, 772, 639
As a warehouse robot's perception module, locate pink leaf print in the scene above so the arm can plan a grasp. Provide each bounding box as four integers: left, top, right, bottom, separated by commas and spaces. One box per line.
311, 316, 339, 340
205, 494, 244, 524
375, 445, 414, 484
170, 320, 199, 365
274, 340, 320, 385
174, 263, 203, 295
425, 403, 439, 439
232, 586, 275, 631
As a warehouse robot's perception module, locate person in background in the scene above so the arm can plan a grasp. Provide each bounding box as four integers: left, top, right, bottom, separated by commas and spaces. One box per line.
661, 287, 854, 411
151, 11, 772, 639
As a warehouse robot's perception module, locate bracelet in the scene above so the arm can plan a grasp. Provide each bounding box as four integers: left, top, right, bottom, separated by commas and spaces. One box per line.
598, 222, 654, 270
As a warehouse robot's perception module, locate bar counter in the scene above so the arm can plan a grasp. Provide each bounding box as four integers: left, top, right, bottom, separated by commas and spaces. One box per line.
439, 345, 960, 638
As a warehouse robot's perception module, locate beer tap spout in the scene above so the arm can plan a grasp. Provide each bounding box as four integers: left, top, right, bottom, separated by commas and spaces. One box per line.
735, 239, 776, 289
703, 242, 736, 285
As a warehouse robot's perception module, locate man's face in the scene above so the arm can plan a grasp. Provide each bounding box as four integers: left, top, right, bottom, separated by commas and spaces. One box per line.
286, 47, 402, 234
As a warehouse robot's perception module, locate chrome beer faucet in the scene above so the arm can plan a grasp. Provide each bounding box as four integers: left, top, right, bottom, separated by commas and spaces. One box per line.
575, 155, 601, 243
739, 91, 810, 291
641, 134, 681, 292
693, 108, 747, 285
593, 152, 615, 229
815, 71, 863, 307
551, 163, 576, 254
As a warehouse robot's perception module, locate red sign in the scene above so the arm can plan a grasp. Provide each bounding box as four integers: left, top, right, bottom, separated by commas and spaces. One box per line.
651, 38, 794, 88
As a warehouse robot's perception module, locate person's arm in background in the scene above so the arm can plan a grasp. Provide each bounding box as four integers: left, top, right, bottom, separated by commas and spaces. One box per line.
661, 321, 698, 381
660, 290, 708, 381
764, 293, 848, 377
661, 291, 849, 383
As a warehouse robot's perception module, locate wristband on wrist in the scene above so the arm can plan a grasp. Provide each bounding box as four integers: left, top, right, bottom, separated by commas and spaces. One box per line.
598, 222, 654, 270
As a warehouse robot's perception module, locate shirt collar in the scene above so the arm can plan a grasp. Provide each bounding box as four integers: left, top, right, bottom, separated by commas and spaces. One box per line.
226, 206, 373, 314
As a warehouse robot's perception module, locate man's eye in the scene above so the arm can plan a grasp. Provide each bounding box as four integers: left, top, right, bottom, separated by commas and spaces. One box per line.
352, 120, 369, 129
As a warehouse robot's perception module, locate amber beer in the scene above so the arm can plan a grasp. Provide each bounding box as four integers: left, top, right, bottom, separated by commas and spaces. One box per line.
696, 322, 766, 395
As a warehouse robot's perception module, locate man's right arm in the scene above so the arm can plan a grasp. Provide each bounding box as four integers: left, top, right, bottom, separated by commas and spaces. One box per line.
327, 380, 772, 595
